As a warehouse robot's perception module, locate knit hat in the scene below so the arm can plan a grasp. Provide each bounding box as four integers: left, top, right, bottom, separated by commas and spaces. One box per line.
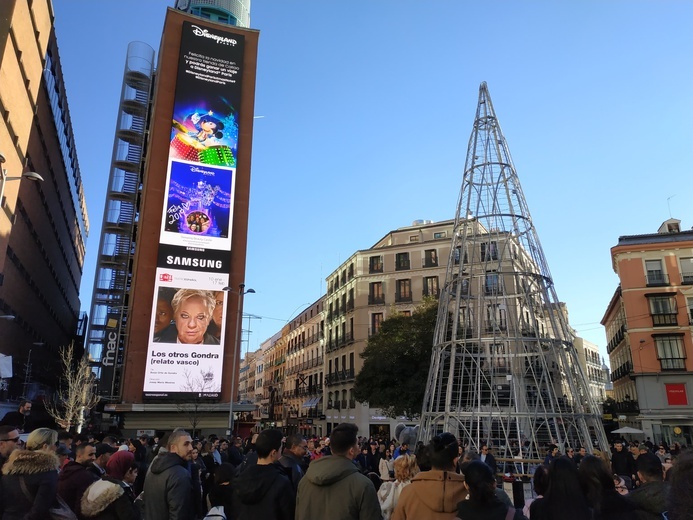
106, 450, 135, 480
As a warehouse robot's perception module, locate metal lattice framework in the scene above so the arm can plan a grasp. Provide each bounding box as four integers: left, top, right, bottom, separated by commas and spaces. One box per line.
419, 82, 608, 468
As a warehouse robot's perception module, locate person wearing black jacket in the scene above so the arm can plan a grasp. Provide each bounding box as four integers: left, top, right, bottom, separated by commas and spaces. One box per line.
365, 441, 381, 474
0, 400, 34, 433
234, 429, 295, 520
143, 430, 194, 520
611, 441, 635, 481
279, 434, 308, 492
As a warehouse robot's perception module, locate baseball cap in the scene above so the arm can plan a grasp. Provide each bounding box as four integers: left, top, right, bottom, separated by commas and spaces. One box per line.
95, 443, 118, 457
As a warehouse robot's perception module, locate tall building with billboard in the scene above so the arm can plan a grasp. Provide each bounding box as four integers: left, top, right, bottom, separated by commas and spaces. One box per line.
0, 0, 89, 398
85, 4, 258, 431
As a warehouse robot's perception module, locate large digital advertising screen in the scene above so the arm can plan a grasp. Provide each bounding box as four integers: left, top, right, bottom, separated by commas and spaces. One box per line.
143, 20, 245, 399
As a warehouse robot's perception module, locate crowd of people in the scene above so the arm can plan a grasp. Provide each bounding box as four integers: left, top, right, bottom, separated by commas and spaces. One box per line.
0, 410, 691, 520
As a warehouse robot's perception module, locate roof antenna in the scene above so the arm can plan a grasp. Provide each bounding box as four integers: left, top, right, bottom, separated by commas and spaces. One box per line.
666, 195, 675, 218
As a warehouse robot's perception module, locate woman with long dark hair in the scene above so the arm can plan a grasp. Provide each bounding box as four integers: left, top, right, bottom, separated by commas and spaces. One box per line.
523, 464, 548, 518
456, 460, 527, 520
578, 455, 634, 520
529, 456, 592, 520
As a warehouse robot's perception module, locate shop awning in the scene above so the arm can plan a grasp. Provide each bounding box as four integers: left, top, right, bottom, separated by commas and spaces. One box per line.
301, 397, 317, 408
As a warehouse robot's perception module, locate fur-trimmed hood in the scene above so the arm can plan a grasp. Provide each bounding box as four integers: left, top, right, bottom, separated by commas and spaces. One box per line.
2, 448, 59, 475
80, 479, 124, 517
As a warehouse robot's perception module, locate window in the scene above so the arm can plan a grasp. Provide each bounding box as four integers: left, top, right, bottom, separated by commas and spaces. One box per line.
369, 282, 384, 305
645, 260, 667, 286
348, 263, 354, 280
648, 295, 678, 326
369, 256, 383, 273
424, 249, 438, 267
371, 313, 384, 335
409, 235, 419, 242
396, 279, 412, 302
401, 310, 411, 317
655, 335, 686, 370
681, 257, 693, 284
434, 231, 447, 239
453, 247, 468, 265
423, 276, 439, 297
395, 252, 410, 270
487, 304, 507, 332
481, 242, 499, 261
484, 272, 502, 295
688, 297, 693, 324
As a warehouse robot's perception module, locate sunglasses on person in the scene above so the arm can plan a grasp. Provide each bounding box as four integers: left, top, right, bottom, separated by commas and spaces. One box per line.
0, 437, 19, 443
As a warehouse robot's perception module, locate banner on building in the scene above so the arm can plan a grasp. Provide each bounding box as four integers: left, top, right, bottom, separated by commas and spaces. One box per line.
143, 20, 245, 399
665, 383, 688, 406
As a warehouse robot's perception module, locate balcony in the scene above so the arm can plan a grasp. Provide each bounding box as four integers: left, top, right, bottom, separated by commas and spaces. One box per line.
369, 263, 383, 274
341, 399, 348, 409
485, 322, 507, 333
368, 295, 385, 305
423, 255, 438, 268
346, 298, 354, 311
607, 324, 626, 354
682, 272, 693, 285
610, 361, 633, 382
395, 293, 413, 303
325, 368, 355, 386
660, 357, 686, 371
646, 273, 669, 286
395, 261, 411, 271
613, 399, 640, 414
652, 313, 678, 327
484, 283, 503, 296
349, 399, 356, 408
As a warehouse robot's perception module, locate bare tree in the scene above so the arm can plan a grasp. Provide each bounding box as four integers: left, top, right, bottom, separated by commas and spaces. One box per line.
177, 367, 218, 437
45, 343, 100, 432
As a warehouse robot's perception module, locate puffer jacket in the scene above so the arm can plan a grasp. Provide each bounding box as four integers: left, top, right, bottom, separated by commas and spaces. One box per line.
391, 469, 468, 520
80, 478, 140, 520
1, 448, 60, 520
296, 455, 382, 520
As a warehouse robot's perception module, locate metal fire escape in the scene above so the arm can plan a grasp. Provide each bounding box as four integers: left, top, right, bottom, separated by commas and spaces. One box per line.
85, 42, 155, 400
419, 83, 608, 465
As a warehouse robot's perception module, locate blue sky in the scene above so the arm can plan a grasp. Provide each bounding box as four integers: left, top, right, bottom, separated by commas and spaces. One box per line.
53, 1, 692, 363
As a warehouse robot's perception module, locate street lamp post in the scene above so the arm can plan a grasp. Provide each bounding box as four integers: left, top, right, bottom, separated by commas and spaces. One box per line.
224, 283, 255, 436
0, 153, 44, 207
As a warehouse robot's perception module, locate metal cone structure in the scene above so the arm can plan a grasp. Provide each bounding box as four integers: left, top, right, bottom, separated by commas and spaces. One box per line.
419, 82, 608, 465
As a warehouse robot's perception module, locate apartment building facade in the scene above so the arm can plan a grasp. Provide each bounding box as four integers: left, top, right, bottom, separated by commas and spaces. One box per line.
574, 337, 608, 404
323, 219, 454, 437
602, 219, 693, 445
283, 298, 325, 437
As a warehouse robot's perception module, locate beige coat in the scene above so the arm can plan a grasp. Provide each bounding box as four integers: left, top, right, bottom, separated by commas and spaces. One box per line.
391, 470, 467, 520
